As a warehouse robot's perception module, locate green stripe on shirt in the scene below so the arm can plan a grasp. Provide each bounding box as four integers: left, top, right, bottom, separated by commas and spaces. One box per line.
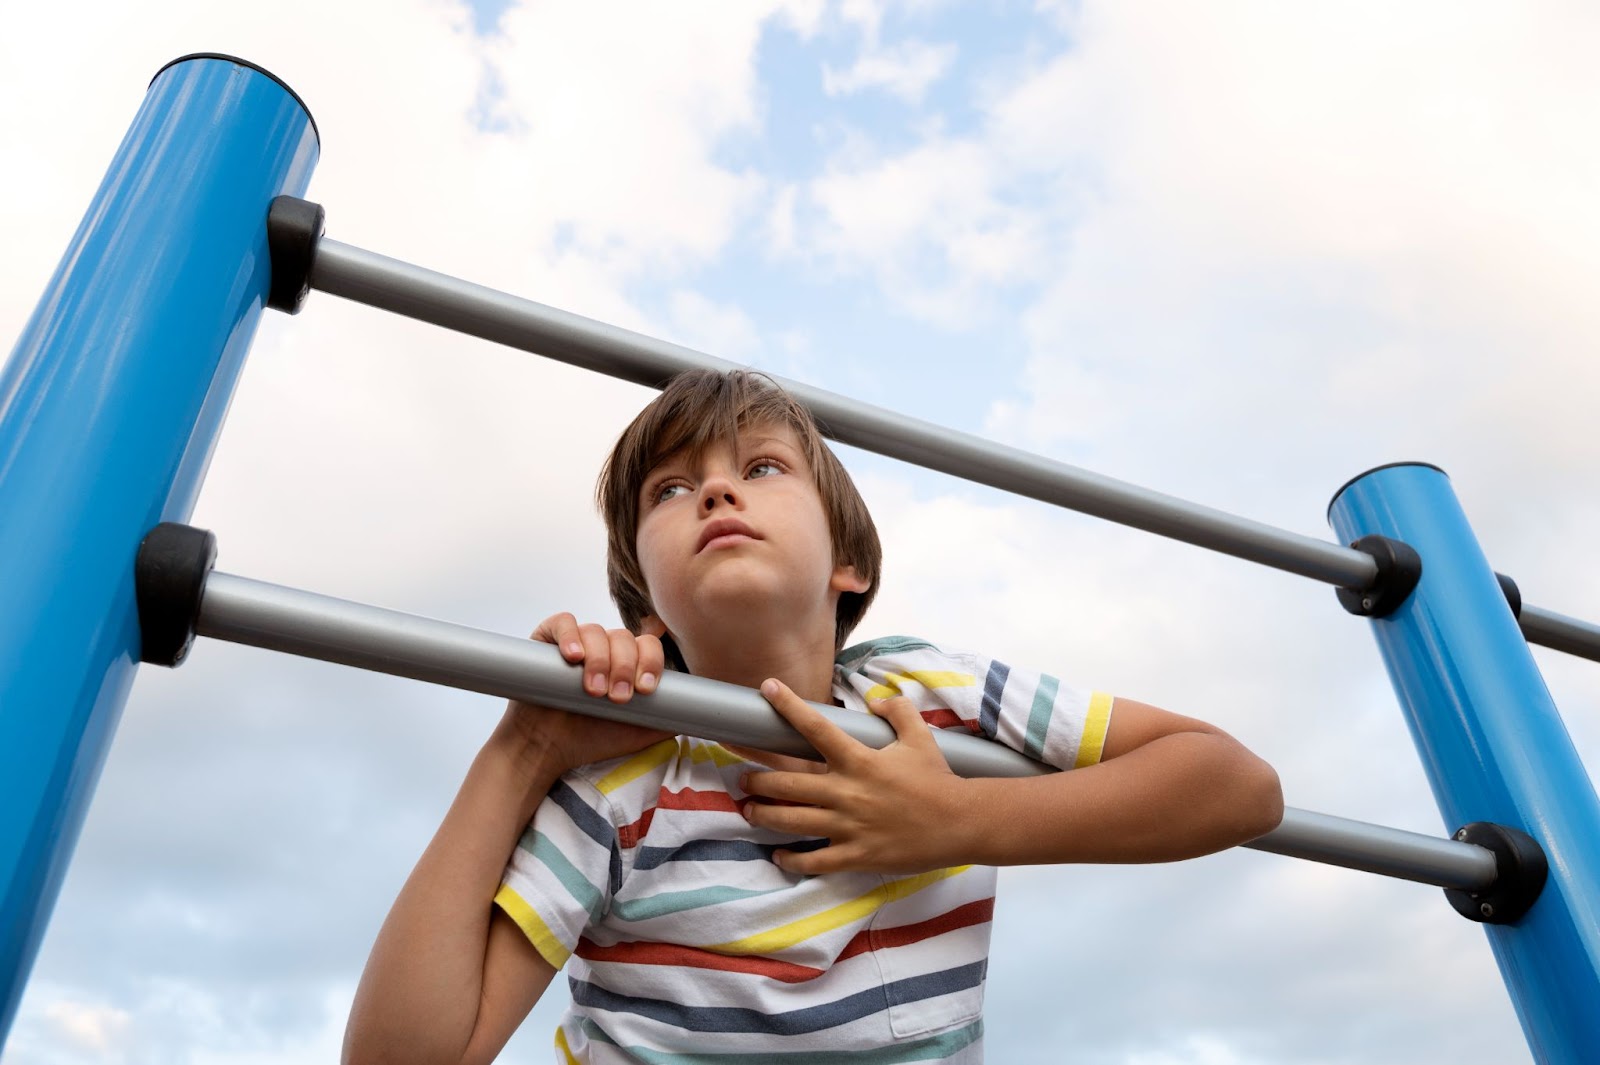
521, 829, 606, 921
611, 883, 787, 922
1023, 672, 1060, 760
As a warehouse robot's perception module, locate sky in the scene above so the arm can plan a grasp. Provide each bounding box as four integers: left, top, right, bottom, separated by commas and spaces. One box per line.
3, 1, 1599, 1062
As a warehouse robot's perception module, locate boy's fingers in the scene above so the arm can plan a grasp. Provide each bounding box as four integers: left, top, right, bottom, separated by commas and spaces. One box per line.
578, 624, 611, 697
868, 696, 940, 751
761, 679, 861, 764
605, 628, 639, 701
744, 801, 832, 838
740, 769, 832, 806
534, 613, 584, 661
773, 844, 848, 877
635, 634, 664, 694
723, 744, 826, 774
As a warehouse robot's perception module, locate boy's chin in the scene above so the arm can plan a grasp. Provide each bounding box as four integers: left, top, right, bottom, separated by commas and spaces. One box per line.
685, 579, 828, 630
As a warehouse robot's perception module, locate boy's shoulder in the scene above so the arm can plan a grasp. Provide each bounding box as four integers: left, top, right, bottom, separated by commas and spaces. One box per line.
834, 634, 984, 673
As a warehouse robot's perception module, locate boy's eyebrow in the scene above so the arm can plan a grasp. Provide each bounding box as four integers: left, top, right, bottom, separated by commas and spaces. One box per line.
742, 433, 801, 454
639, 448, 694, 495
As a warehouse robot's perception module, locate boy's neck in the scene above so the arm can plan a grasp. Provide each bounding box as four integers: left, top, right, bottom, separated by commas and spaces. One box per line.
678, 624, 840, 705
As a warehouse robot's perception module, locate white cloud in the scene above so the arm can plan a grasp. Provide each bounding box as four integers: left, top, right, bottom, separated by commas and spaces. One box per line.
664, 289, 764, 363
822, 38, 956, 102
799, 136, 1054, 324
41, 999, 130, 1056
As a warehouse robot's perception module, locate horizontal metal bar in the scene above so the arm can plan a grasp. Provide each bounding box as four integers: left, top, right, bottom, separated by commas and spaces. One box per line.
309, 237, 1600, 662
193, 569, 1497, 892
1247, 807, 1496, 891
1520, 604, 1600, 665
310, 238, 1381, 590
197, 571, 1050, 779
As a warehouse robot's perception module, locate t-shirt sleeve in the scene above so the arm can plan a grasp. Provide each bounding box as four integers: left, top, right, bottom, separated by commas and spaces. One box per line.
493, 771, 621, 971
837, 637, 1115, 772
956, 651, 1114, 771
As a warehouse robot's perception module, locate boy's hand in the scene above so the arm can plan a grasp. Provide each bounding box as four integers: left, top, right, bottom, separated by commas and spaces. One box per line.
493, 613, 672, 774
738, 679, 969, 876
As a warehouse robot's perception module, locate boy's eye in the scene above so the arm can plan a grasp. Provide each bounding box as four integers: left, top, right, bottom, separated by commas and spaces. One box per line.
656, 483, 691, 503
747, 460, 784, 479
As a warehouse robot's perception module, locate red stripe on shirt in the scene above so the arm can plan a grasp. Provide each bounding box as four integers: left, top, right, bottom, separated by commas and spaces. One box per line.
574, 897, 996, 983
660, 787, 745, 813
576, 938, 826, 983
921, 708, 981, 733
840, 897, 996, 962
618, 788, 752, 848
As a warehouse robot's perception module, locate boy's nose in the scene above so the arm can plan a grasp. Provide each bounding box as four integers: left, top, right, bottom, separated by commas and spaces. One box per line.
700, 475, 741, 510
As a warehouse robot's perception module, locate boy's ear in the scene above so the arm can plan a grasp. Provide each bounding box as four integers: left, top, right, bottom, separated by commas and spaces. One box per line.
829, 563, 870, 595
640, 614, 688, 674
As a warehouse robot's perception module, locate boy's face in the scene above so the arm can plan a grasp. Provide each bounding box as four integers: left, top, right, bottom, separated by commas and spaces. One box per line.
634, 421, 867, 648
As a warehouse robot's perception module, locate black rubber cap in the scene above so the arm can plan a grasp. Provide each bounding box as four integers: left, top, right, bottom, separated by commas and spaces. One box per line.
1444, 822, 1549, 925
135, 523, 217, 667
1335, 534, 1423, 618
151, 54, 320, 147
267, 196, 325, 314
1495, 572, 1522, 619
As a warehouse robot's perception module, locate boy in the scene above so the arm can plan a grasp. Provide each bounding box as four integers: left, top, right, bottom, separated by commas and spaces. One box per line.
344, 370, 1283, 1064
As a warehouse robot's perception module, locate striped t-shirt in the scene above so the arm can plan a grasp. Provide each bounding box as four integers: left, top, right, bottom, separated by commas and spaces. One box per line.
496, 635, 1113, 1063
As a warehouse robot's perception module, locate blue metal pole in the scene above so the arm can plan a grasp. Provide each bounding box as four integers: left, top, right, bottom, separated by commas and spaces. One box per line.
1329, 463, 1600, 1064
0, 55, 317, 1047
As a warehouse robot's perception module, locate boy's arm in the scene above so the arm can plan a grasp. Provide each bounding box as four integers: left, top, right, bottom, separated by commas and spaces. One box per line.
741, 681, 1283, 874
343, 617, 668, 1065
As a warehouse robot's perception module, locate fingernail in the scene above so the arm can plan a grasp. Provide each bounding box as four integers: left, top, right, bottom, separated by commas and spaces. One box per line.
566, 642, 582, 656
738, 773, 749, 791
589, 673, 604, 693
612, 680, 632, 699
639, 672, 656, 692
761, 679, 779, 697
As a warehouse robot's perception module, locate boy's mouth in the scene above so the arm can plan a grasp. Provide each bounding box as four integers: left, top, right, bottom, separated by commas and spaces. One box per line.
697, 518, 761, 553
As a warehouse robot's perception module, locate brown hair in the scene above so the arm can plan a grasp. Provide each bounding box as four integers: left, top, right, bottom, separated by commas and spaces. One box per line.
597, 369, 881, 657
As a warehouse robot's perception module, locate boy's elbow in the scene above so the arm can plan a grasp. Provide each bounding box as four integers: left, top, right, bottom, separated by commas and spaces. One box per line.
1235, 751, 1284, 843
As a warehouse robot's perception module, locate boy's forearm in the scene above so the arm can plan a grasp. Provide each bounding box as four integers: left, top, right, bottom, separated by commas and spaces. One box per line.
950, 731, 1283, 867
344, 730, 563, 1065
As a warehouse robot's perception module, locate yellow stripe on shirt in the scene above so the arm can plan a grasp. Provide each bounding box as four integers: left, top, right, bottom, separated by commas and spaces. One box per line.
595, 738, 680, 795
862, 670, 976, 702
1075, 692, 1114, 768
685, 741, 745, 767
494, 884, 572, 969
703, 866, 971, 955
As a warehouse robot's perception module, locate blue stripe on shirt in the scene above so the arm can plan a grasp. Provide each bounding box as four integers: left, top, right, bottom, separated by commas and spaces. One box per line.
977, 661, 1009, 739
634, 837, 830, 870
551, 779, 616, 849
571, 961, 987, 1035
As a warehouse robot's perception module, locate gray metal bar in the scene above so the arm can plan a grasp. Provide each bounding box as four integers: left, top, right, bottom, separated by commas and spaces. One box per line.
310, 239, 1380, 591
198, 571, 1049, 779
310, 238, 1600, 662
1248, 807, 1496, 891
1520, 604, 1600, 665
194, 569, 1497, 892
